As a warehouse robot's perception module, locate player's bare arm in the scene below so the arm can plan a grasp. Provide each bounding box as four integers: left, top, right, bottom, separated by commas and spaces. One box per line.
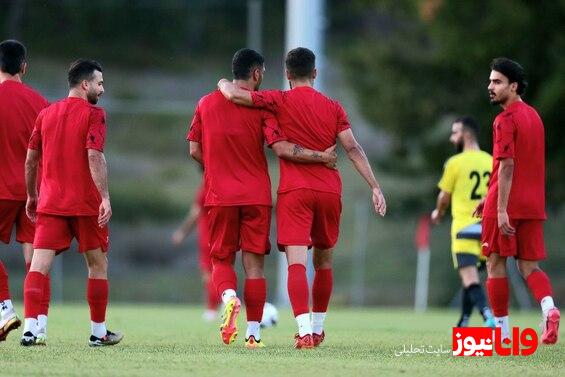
218, 78, 253, 106
172, 203, 201, 246
189, 141, 203, 165
271, 141, 337, 168
24, 148, 41, 222
88, 149, 112, 227
431, 191, 451, 225
497, 157, 515, 236
337, 129, 386, 216
473, 198, 486, 218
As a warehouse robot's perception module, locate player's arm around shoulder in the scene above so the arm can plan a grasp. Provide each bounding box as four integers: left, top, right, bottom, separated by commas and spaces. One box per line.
337, 128, 386, 216
217, 79, 253, 106
271, 141, 337, 168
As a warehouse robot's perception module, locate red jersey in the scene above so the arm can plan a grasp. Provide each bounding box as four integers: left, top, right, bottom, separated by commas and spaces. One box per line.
187, 90, 286, 207
484, 100, 546, 219
28, 97, 107, 216
250, 87, 350, 195
0, 80, 49, 200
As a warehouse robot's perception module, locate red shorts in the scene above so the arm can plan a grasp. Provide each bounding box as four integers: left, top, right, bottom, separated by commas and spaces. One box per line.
481, 217, 545, 261
276, 189, 341, 251
206, 205, 271, 261
0, 200, 34, 244
34, 214, 109, 254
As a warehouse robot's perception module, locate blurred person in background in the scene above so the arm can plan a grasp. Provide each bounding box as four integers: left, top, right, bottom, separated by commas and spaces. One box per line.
431, 116, 495, 329
172, 176, 221, 322
0, 39, 50, 343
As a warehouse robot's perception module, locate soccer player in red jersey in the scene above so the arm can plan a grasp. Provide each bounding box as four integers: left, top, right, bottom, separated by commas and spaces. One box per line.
475, 57, 559, 344
188, 48, 337, 348
0, 40, 50, 343
172, 180, 221, 321
21, 59, 123, 347
218, 47, 386, 349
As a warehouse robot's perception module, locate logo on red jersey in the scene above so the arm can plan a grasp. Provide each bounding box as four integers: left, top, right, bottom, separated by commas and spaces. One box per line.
452, 327, 538, 356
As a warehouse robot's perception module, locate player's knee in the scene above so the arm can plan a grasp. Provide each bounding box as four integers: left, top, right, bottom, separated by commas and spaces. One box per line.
486, 257, 506, 277
86, 258, 108, 277
516, 260, 539, 279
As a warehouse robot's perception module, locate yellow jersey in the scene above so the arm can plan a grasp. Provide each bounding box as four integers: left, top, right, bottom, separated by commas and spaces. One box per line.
438, 150, 493, 223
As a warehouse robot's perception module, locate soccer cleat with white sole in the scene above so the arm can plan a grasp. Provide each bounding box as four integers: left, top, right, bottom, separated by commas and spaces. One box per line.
89, 330, 124, 347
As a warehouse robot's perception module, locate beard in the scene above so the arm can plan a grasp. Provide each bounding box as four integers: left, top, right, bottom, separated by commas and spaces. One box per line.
489, 91, 503, 106
455, 142, 463, 153
87, 90, 100, 104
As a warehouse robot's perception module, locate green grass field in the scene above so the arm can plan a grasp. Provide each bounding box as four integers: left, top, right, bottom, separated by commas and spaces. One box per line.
1, 305, 563, 376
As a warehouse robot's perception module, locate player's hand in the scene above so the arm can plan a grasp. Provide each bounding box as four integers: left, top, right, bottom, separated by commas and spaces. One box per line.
430, 209, 441, 225
372, 187, 386, 217
473, 199, 485, 218
498, 211, 515, 236
26, 196, 38, 223
98, 198, 112, 227
171, 229, 185, 247
324, 145, 338, 169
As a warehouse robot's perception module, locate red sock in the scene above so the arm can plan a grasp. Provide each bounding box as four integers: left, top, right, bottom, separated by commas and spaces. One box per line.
87, 278, 108, 323
212, 261, 237, 297
0, 261, 10, 301
206, 278, 220, 310
526, 270, 553, 303
312, 268, 333, 313
39, 274, 51, 316
486, 277, 509, 317
25, 262, 31, 274
287, 264, 309, 317
24, 271, 45, 318
244, 278, 266, 322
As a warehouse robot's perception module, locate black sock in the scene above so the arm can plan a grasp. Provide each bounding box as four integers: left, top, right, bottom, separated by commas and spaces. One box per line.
467, 283, 489, 320
457, 287, 473, 327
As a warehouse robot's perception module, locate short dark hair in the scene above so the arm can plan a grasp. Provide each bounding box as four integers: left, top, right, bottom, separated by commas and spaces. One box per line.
490, 57, 527, 95
231, 48, 264, 80
0, 40, 27, 75
67, 59, 103, 88
285, 47, 315, 79
454, 116, 480, 139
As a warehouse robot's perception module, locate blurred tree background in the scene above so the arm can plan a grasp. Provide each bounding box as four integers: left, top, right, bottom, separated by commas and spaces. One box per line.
1, 0, 563, 307
330, 0, 565, 207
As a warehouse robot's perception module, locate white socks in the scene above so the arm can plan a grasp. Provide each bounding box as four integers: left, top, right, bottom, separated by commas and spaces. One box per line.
312, 312, 326, 335
246, 321, 261, 340
91, 321, 107, 338
23, 318, 38, 335
495, 316, 510, 340
295, 313, 312, 337
540, 296, 555, 317
221, 289, 237, 305
38, 314, 48, 335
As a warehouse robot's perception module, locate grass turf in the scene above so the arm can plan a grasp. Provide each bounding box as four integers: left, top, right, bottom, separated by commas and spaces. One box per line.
1, 305, 562, 376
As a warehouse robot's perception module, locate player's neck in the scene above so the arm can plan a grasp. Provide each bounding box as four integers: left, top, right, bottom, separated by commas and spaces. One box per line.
0, 72, 22, 84
463, 141, 480, 152
501, 95, 521, 110
68, 89, 88, 102
289, 79, 313, 89
232, 79, 255, 91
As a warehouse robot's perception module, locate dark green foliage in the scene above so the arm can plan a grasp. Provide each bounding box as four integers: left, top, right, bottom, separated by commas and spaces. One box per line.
331, 0, 565, 207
